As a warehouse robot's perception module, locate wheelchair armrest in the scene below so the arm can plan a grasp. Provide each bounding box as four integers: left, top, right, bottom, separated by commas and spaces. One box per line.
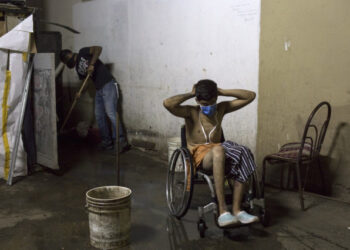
181, 125, 187, 148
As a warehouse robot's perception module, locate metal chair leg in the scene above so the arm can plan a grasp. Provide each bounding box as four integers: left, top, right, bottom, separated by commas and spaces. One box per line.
317, 157, 326, 194
295, 161, 305, 211
286, 164, 292, 189
280, 166, 285, 189
262, 158, 267, 197
303, 162, 311, 192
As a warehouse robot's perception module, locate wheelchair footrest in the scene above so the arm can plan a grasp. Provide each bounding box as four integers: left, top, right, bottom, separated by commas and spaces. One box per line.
219, 217, 261, 229
198, 202, 217, 218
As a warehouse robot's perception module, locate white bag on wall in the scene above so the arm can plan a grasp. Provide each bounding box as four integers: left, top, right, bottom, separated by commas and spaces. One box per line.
0, 15, 33, 179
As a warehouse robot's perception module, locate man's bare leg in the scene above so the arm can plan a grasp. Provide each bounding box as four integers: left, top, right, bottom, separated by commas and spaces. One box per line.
232, 180, 259, 224
202, 145, 227, 215
232, 181, 244, 215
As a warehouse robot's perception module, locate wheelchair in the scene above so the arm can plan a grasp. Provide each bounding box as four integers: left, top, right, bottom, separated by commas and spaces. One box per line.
166, 125, 269, 237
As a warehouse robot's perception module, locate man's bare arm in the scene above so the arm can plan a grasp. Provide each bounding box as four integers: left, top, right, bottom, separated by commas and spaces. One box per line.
87, 46, 102, 74
218, 88, 256, 114
163, 86, 196, 118
89, 46, 102, 65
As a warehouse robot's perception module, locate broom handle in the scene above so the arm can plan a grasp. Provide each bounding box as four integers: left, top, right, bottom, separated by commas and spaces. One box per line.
116, 110, 120, 185
60, 74, 90, 133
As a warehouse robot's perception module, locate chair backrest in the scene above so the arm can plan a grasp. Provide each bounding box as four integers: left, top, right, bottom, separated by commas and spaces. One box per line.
299, 101, 331, 160
180, 125, 225, 148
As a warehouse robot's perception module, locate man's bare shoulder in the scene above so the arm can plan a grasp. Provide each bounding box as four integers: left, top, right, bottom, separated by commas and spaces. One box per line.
217, 102, 229, 114
183, 105, 199, 121
217, 102, 227, 110
189, 105, 200, 115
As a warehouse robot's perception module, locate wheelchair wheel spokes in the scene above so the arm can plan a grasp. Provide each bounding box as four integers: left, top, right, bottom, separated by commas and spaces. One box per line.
166, 149, 180, 214
171, 149, 187, 215
166, 148, 194, 218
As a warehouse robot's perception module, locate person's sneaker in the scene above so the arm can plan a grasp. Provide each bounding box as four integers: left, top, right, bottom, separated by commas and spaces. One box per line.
99, 142, 131, 155
119, 142, 131, 154
217, 212, 238, 227
236, 211, 259, 224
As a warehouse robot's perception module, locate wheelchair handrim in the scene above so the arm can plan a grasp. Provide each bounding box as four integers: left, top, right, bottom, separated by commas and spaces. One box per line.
166, 148, 182, 215
166, 148, 179, 215
166, 147, 194, 218
166, 148, 187, 216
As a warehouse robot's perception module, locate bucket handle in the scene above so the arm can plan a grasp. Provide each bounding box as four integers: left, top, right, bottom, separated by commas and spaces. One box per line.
85, 204, 128, 214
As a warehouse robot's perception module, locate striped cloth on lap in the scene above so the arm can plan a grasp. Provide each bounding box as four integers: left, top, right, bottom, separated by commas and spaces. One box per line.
221, 141, 256, 183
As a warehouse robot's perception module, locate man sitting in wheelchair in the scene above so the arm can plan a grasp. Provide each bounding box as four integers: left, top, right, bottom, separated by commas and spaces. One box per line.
163, 79, 259, 227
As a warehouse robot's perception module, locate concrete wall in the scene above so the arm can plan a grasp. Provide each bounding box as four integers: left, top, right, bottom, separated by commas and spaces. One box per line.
35, 0, 350, 199
40, 0, 94, 129
42, 0, 81, 49
258, 0, 350, 200
68, 0, 261, 157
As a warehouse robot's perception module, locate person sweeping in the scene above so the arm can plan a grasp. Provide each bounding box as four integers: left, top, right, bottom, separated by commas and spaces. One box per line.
60, 46, 129, 153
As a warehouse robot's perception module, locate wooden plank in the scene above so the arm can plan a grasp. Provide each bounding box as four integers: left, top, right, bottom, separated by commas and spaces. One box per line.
33, 53, 59, 170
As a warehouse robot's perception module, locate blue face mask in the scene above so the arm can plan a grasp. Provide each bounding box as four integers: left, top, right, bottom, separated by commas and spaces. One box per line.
200, 104, 217, 117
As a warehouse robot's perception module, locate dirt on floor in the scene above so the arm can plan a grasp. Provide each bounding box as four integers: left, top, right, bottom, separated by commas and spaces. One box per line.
0, 138, 349, 250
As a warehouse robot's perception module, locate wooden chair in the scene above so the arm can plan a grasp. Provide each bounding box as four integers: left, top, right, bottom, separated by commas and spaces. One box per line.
261, 101, 331, 210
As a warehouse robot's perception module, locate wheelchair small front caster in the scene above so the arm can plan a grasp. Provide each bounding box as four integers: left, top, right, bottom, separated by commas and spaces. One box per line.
197, 219, 207, 238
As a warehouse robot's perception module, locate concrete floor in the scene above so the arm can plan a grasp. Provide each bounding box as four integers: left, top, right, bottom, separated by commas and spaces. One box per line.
0, 138, 349, 250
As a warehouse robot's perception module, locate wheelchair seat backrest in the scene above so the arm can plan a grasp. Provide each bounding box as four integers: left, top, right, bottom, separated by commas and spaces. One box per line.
181, 125, 225, 148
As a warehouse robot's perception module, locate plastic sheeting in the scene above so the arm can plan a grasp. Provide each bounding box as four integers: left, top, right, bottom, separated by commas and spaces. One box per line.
0, 15, 33, 52
0, 15, 33, 179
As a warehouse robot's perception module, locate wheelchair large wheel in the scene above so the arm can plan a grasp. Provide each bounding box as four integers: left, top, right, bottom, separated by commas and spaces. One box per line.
166, 147, 194, 219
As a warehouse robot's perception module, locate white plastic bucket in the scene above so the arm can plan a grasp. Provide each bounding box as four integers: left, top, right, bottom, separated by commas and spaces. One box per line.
167, 137, 181, 163
86, 186, 132, 249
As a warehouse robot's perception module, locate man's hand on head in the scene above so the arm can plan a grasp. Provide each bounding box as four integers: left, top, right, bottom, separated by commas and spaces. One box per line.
191, 84, 197, 97
217, 88, 223, 96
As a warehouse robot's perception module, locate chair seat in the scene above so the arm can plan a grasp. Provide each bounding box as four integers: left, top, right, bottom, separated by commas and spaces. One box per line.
266, 142, 312, 162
